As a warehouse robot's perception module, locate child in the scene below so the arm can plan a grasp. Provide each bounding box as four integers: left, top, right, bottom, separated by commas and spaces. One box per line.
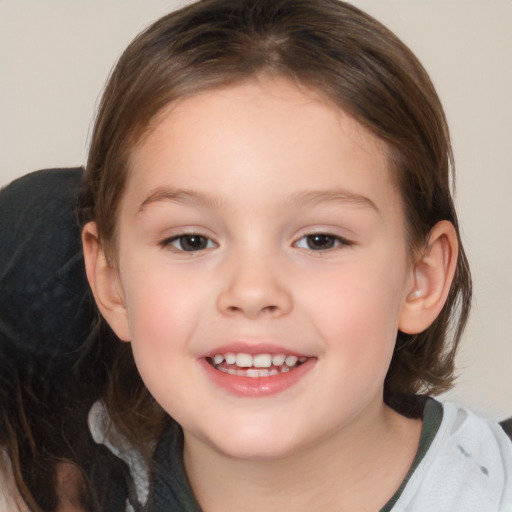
3, 0, 512, 510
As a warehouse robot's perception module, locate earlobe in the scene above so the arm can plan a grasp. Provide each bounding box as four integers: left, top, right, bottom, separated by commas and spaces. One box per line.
82, 222, 131, 342
399, 220, 458, 335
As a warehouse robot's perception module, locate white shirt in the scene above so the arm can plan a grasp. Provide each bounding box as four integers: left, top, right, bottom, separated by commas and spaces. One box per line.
392, 402, 512, 511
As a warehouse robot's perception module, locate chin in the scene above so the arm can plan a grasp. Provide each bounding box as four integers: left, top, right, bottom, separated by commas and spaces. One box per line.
194, 421, 313, 462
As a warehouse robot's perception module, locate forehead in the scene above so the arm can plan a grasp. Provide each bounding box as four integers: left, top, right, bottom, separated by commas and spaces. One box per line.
124, 77, 397, 214
141, 77, 388, 161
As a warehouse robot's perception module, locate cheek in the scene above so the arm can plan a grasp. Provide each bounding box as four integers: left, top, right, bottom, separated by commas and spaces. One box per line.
304, 252, 408, 368
126, 276, 176, 339
119, 266, 206, 411
119, 256, 209, 355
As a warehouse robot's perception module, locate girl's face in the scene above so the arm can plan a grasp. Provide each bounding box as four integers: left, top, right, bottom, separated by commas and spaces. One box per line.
113, 78, 415, 460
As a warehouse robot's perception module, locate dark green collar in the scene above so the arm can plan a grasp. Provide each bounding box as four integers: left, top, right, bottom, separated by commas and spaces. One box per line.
379, 397, 443, 512
146, 422, 202, 512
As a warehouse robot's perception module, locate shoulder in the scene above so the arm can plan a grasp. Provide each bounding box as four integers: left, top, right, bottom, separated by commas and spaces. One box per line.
394, 401, 512, 512
437, 402, 512, 477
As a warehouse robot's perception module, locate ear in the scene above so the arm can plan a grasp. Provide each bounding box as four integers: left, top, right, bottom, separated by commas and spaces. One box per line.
82, 222, 131, 341
398, 220, 458, 334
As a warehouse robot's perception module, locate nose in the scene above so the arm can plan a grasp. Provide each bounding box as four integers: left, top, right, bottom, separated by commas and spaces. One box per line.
216, 250, 293, 319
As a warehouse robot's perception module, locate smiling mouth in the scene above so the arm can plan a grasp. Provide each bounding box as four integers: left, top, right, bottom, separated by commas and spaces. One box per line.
206, 352, 308, 378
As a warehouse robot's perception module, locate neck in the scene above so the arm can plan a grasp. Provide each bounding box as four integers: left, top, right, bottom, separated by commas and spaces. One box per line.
183, 402, 422, 512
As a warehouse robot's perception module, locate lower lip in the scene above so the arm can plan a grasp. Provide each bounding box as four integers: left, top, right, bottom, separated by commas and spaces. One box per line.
199, 358, 316, 397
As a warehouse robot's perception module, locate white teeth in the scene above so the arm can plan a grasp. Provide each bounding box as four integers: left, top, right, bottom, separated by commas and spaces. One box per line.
272, 354, 286, 366
252, 354, 272, 368
210, 351, 308, 374
285, 355, 298, 366
235, 353, 253, 367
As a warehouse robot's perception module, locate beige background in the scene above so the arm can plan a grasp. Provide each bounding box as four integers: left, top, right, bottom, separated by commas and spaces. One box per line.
1, 1, 511, 420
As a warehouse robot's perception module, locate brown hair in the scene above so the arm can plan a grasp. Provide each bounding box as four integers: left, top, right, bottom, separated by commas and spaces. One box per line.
79, 0, 471, 448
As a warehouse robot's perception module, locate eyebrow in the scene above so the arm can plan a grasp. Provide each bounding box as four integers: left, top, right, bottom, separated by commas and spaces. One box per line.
138, 186, 379, 213
286, 189, 380, 213
138, 187, 223, 212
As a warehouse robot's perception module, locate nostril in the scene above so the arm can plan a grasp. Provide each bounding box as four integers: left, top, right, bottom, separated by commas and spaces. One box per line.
216, 281, 292, 318
224, 303, 279, 317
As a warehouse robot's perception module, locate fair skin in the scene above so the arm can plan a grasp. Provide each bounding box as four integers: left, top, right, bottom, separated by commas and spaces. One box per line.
83, 78, 458, 511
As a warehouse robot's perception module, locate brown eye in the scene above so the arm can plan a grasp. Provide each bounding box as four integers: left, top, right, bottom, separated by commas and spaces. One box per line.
169, 234, 214, 251
305, 234, 336, 250
294, 233, 351, 251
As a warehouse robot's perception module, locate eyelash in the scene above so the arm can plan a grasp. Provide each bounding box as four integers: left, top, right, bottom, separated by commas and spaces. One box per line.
160, 233, 217, 252
160, 232, 352, 253
293, 233, 353, 252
